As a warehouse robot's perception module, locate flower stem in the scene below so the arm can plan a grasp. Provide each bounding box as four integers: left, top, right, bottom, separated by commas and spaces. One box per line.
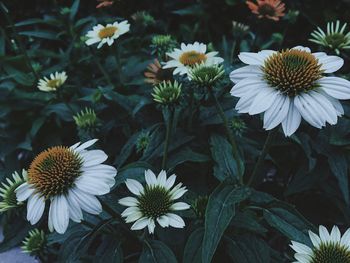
89, 48, 114, 87
247, 129, 277, 186
162, 108, 174, 170
0, 2, 39, 82
208, 88, 242, 181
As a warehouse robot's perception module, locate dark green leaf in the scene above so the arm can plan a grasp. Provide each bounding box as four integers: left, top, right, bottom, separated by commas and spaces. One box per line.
139, 240, 177, 263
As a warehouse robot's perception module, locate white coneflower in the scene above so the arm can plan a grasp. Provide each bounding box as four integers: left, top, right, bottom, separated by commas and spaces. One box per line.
230, 46, 350, 136
310, 21, 350, 55
15, 139, 117, 234
0, 170, 27, 213
163, 42, 224, 76
85, 20, 130, 49
37, 71, 67, 92
290, 225, 350, 263
119, 169, 190, 234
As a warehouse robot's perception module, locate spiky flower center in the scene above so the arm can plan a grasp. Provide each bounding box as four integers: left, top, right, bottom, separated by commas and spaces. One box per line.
179, 51, 207, 66
47, 79, 60, 88
325, 33, 347, 48
138, 185, 172, 219
262, 49, 323, 96
311, 243, 350, 263
1, 180, 23, 208
258, 3, 276, 16
98, 26, 118, 39
22, 229, 46, 255
28, 146, 83, 199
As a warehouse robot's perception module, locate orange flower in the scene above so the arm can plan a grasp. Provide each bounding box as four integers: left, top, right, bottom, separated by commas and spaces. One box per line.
96, 0, 114, 9
144, 59, 172, 85
246, 0, 285, 21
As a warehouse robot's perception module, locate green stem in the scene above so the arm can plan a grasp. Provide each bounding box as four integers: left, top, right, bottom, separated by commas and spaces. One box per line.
209, 88, 242, 182
114, 46, 122, 84
247, 129, 277, 186
161, 108, 174, 170
0, 2, 39, 82
89, 48, 114, 87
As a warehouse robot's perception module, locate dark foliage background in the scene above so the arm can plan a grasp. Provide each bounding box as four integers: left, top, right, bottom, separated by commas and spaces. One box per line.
1, 0, 350, 262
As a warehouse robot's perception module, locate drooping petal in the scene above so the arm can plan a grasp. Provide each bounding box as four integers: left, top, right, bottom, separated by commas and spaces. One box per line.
26, 193, 45, 225
125, 179, 144, 196
318, 77, 350, 100
281, 100, 302, 136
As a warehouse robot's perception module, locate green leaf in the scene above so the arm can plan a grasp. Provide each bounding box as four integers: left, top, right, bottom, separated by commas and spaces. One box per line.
95, 237, 123, 263
15, 18, 44, 27
263, 207, 311, 245
18, 30, 58, 40
226, 234, 270, 263
202, 184, 251, 263
183, 228, 204, 263
167, 147, 210, 169
210, 134, 241, 182
70, 0, 80, 20
115, 161, 153, 186
328, 151, 349, 204
139, 240, 177, 263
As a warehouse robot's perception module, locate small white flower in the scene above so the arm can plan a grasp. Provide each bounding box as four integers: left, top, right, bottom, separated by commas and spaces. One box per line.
310, 21, 350, 55
15, 139, 117, 234
119, 170, 190, 234
290, 225, 350, 262
37, 71, 67, 92
230, 46, 350, 136
85, 20, 130, 49
163, 42, 224, 76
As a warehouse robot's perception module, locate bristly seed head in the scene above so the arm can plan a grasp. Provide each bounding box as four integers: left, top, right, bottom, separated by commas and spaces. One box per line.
262, 49, 323, 96
311, 242, 350, 263
179, 51, 207, 66
137, 185, 173, 219
28, 146, 83, 199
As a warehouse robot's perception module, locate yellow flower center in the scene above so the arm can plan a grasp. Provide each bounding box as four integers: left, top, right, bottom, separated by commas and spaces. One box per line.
28, 146, 83, 199
262, 49, 323, 96
98, 26, 118, 39
46, 79, 60, 89
179, 51, 207, 66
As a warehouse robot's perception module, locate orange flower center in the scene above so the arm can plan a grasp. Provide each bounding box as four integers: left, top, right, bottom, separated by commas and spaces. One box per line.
98, 26, 118, 39
179, 51, 207, 66
262, 49, 323, 96
28, 146, 83, 198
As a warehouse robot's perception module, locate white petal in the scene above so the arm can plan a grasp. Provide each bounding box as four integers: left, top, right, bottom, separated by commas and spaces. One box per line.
294, 95, 324, 129
281, 100, 302, 136
330, 226, 341, 243
73, 139, 98, 152
66, 191, 83, 223
164, 174, 176, 190
147, 219, 156, 234
290, 241, 313, 255
263, 94, 290, 130
125, 212, 143, 223
15, 183, 34, 202
317, 54, 344, 73
229, 65, 263, 83
125, 179, 144, 196
157, 215, 170, 228
249, 88, 278, 115
145, 169, 157, 186
131, 217, 149, 231
341, 229, 350, 247
118, 196, 139, 207
170, 186, 187, 200
309, 230, 321, 248
50, 195, 69, 234
292, 46, 311, 52
69, 188, 102, 215
230, 77, 267, 97
166, 213, 185, 228
238, 52, 266, 66
294, 253, 312, 263
157, 170, 167, 186
27, 193, 45, 225
75, 175, 111, 195
308, 91, 338, 125
319, 225, 331, 243
170, 202, 190, 211
319, 77, 350, 100
81, 150, 108, 167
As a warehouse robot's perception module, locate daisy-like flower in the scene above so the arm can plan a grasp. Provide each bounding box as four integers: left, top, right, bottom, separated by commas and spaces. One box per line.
119, 170, 190, 234
310, 21, 350, 55
230, 46, 350, 136
37, 71, 67, 92
85, 20, 130, 49
21, 229, 46, 256
290, 225, 350, 263
246, 0, 285, 21
15, 139, 117, 234
163, 42, 224, 76
0, 170, 27, 213
144, 59, 172, 85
